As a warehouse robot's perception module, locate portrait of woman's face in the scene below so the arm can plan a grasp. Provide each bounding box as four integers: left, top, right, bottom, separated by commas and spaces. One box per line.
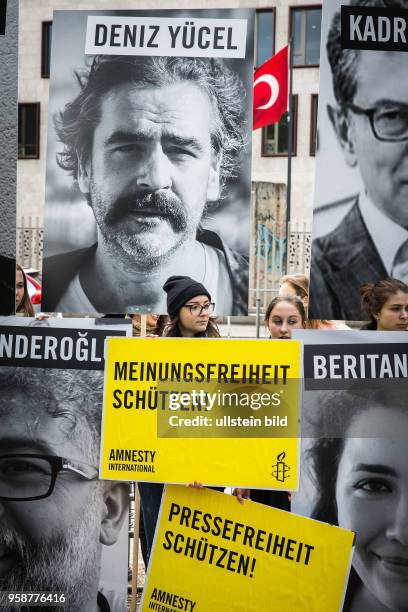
335, 407, 408, 611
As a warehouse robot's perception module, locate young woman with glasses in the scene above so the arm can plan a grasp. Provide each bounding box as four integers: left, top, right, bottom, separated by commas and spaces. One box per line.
139, 275, 220, 563
162, 275, 220, 338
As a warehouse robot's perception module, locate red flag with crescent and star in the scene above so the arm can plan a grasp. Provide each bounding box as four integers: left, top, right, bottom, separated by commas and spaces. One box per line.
253, 46, 288, 130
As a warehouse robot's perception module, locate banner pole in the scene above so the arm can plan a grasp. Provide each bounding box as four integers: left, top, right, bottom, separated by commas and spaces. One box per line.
130, 484, 141, 612
141, 314, 147, 337
256, 297, 261, 338
131, 316, 146, 610
285, 36, 294, 274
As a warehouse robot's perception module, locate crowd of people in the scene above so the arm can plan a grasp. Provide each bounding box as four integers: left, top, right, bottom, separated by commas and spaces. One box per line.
15, 259, 408, 334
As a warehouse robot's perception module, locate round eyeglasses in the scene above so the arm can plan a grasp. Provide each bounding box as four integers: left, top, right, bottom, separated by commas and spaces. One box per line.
182, 302, 215, 316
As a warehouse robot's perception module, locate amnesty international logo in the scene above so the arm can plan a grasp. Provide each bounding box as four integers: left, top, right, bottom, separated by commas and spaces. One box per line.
271, 452, 290, 482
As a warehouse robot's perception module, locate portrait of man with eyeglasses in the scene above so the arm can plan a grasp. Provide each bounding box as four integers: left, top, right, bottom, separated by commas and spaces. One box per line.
309, 0, 408, 320
0, 365, 129, 612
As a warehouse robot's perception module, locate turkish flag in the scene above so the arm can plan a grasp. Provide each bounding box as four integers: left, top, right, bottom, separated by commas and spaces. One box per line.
253, 46, 288, 131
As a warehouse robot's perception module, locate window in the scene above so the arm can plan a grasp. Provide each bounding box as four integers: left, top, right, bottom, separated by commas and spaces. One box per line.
41, 21, 52, 78
261, 96, 298, 156
18, 103, 40, 159
290, 7, 322, 67
255, 9, 275, 68
310, 94, 319, 156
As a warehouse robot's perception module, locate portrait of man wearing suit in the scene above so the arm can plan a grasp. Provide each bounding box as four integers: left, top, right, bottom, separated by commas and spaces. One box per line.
309, 0, 408, 320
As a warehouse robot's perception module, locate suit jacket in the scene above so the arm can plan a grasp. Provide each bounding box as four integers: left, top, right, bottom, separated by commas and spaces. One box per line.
41, 228, 249, 315
309, 199, 387, 320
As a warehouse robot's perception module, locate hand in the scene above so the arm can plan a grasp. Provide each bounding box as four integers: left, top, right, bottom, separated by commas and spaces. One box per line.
232, 488, 251, 504
187, 481, 204, 489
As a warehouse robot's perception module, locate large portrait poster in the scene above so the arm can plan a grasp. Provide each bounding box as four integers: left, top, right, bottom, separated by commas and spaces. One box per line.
0, 317, 131, 612
0, 0, 17, 315
292, 329, 408, 612
100, 337, 300, 490
141, 485, 354, 612
41, 9, 254, 316
309, 1, 408, 320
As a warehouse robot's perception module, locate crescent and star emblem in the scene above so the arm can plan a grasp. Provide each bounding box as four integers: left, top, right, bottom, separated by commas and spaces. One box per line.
253, 74, 280, 110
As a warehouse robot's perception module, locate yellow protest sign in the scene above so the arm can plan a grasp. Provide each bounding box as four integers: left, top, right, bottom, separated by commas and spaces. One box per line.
100, 338, 300, 489
141, 486, 354, 612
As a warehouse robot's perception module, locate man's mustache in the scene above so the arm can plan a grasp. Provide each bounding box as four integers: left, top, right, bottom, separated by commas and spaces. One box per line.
105, 190, 188, 230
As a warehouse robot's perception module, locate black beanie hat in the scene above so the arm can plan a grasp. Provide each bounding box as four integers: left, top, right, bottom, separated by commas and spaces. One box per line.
163, 276, 211, 317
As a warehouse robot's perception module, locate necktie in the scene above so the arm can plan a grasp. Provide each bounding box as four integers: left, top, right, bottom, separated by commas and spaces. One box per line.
392, 238, 408, 281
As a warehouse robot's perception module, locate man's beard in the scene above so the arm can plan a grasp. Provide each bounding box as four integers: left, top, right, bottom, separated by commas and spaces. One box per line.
91, 185, 199, 267
0, 489, 102, 612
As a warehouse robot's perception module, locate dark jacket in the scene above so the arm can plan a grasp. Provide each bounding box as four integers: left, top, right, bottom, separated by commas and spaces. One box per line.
309, 199, 387, 320
41, 229, 249, 315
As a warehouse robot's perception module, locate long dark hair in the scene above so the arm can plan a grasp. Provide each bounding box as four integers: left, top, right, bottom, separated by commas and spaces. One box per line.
16, 264, 35, 317
360, 278, 408, 329
163, 315, 220, 338
154, 315, 170, 337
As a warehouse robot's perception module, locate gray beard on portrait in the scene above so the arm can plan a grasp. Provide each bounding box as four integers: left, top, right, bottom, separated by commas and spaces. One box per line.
0, 492, 102, 612
92, 186, 198, 268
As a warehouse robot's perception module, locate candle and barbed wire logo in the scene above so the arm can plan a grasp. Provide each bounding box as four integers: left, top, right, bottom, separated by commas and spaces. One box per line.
271, 451, 290, 482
